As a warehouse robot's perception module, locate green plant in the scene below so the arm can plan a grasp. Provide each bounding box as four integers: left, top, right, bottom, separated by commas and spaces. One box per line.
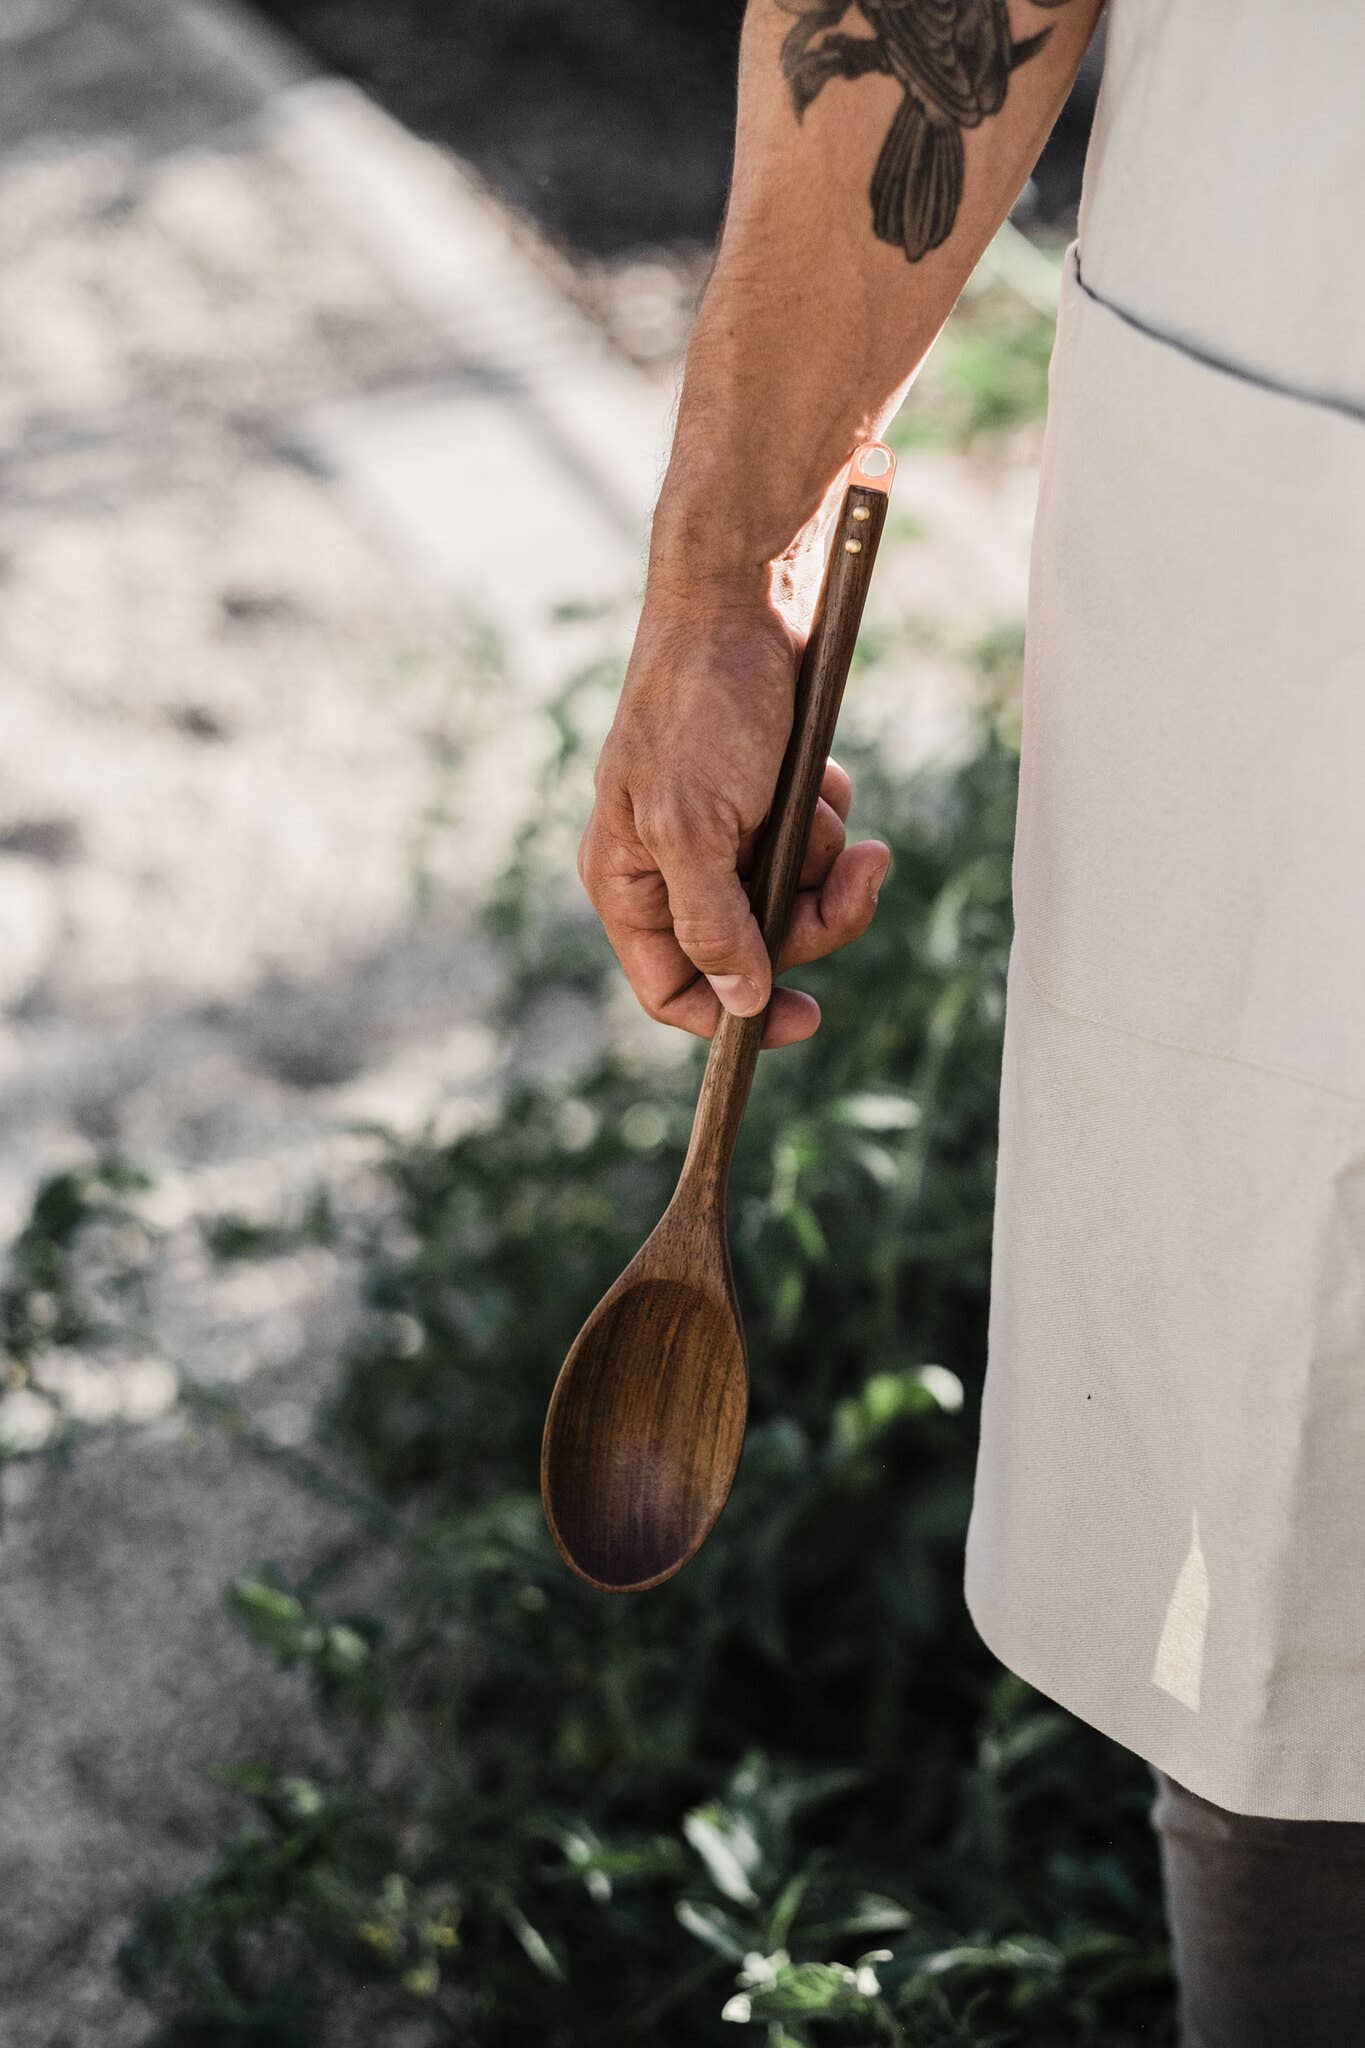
891, 266, 1060, 452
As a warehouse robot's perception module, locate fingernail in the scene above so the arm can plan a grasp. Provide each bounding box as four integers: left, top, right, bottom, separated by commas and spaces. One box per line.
868, 862, 890, 909
706, 973, 762, 1017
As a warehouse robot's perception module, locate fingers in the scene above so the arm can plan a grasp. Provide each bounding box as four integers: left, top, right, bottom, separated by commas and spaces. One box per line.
584, 857, 818, 1045
797, 795, 846, 890
776, 837, 891, 972
637, 793, 773, 1018
581, 790, 773, 1026
584, 857, 718, 1032
758, 988, 822, 1049
820, 757, 852, 822
746, 758, 851, 890
794, 759, 852, 889
579, 756, 887, 1051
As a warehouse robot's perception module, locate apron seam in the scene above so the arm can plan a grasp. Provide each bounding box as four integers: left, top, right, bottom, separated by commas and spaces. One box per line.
1071, 246, 1365, 429
1015, 944, 1365, 1111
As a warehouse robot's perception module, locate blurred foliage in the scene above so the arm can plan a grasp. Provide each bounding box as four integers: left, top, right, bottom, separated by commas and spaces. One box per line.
894, 240, 1064, 452
0, 1158, 163, 1459
200, 1186, 337, 1266
115, 696, 1173, 2044
0, 1159, 154, 1369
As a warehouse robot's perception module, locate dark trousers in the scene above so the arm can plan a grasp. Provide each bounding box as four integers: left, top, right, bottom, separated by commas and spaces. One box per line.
1151, 1767, 1365, 2046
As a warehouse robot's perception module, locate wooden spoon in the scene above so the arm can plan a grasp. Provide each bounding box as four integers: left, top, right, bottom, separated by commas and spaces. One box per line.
541, 441, 896, 1592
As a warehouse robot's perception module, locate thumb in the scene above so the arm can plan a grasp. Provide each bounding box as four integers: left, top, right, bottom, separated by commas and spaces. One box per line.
650, 826, 772, 1019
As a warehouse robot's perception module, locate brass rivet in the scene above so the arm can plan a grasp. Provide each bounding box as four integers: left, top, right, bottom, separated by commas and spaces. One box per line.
851, 505, 871, 522
844, 537, 863, 554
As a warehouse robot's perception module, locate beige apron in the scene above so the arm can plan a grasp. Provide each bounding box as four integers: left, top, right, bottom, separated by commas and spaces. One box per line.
964, 0, 1365, 1820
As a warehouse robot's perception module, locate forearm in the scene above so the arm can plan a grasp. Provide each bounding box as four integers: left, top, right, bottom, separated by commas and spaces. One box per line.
651, 0, 1103, 598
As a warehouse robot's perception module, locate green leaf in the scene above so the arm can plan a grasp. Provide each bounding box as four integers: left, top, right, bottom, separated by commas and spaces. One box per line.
830, 1091, 923, 1133
677, 1899, 750, 1963
500, 1899, 565, 1982
683, 1809, 763, 1906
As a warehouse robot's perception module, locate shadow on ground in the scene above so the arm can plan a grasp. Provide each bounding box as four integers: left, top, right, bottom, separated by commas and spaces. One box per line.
250, 0, 1099, 258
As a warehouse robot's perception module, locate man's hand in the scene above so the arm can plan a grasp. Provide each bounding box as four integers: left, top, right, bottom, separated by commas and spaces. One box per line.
578, 586, 891, 1049
577, 0, 1103, 1050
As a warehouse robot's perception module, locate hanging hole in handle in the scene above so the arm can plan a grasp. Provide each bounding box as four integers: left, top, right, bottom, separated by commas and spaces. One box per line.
858, 446, 892, 478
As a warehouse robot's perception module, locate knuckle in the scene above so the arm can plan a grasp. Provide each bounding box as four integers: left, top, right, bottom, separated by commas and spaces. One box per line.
672, 910, 744, 960
576, 834, 602, 902
633, 799, 685, 854
635, 778, 734, 855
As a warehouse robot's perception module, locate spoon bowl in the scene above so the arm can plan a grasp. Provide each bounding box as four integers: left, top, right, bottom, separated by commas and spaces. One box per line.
541, 1234, 748, 1591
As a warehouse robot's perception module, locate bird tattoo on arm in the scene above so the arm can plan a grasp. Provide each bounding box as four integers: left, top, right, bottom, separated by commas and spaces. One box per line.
778, 0, 1077, 262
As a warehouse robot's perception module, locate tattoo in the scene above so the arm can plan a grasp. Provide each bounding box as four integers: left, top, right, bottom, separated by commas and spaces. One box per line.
778, 0, 1077, 263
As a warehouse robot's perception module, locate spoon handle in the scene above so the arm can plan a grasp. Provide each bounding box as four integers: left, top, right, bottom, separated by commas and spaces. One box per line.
680, 440, 896, 1201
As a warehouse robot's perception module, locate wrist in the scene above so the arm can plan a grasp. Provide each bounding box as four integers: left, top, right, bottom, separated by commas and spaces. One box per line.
645, 435, 858, 626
